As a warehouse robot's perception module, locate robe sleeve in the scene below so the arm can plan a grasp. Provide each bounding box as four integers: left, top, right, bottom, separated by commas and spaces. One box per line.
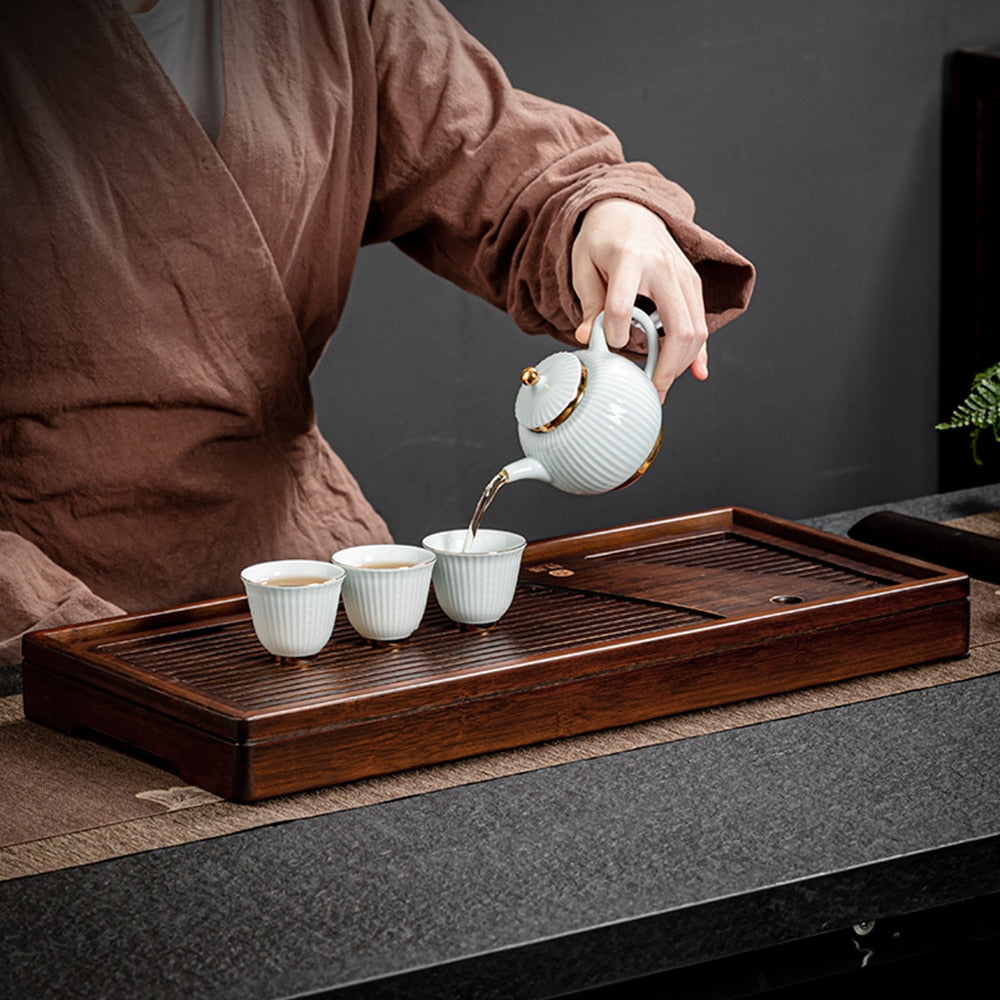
363, 0, 755, 341
0, 532, 124, 669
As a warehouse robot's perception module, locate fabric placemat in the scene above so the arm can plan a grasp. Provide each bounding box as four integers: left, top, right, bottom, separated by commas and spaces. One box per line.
4, 527, 999, 881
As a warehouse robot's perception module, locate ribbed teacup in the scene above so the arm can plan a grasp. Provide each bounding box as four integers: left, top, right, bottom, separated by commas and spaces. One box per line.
422, 529, 526, 626
332, 544, 436, 641
241, 559, 346, 659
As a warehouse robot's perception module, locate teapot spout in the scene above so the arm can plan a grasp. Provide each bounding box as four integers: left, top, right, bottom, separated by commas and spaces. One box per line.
502, 456, 551, 485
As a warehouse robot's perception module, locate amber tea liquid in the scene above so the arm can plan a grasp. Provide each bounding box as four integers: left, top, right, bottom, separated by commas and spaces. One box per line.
463, 470, 509, 551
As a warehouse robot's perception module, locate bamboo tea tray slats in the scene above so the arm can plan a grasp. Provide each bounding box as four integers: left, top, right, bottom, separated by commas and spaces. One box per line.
21, 508, 970, 802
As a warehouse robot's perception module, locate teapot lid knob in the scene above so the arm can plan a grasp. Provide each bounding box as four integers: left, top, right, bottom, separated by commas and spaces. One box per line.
520, 366, 541, 386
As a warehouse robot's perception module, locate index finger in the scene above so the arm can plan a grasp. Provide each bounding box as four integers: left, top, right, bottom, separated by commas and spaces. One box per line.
600, 255, 644, 348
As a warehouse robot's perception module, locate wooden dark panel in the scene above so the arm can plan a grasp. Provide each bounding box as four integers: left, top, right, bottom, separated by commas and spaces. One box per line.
940, 48, 1000, 488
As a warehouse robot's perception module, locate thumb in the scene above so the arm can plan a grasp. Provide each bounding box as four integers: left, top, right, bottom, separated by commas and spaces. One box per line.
572, 267, 607, 346
691, 343, 710, 381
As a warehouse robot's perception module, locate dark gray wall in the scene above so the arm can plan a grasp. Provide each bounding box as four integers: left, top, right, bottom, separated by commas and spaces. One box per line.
312, 0, 1000, 546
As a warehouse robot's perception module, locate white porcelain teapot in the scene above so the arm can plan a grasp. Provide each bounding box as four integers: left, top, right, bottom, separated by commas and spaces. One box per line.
502, 307, 663, 495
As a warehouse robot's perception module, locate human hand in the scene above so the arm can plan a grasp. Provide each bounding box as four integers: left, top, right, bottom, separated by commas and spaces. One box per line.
571, 198, 708, 401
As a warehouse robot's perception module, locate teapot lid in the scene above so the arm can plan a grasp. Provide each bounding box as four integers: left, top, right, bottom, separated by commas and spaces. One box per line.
514, 351, 587, 432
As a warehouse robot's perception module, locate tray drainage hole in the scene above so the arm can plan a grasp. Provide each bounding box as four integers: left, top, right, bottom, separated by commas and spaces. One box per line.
770, 594, 804, 605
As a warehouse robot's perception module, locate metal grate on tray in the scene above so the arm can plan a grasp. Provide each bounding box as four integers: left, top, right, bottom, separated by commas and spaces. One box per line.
95, 586, 714, 710
588, 531, 895, 589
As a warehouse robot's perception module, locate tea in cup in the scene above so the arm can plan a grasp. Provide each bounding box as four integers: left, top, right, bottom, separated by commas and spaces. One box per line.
422, 528, 526, 626
331, 544, 436, 642
241, 559, 346, 659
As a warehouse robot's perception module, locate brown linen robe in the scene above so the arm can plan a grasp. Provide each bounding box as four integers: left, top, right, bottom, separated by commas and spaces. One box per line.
0, 0, 755, 667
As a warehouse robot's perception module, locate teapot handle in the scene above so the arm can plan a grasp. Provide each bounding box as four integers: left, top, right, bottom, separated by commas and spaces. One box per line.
590, 308, 660, 380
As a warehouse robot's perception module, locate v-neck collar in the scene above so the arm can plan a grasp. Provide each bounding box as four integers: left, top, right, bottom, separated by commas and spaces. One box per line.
128, 0, 225, 144
110, 0, 232, 161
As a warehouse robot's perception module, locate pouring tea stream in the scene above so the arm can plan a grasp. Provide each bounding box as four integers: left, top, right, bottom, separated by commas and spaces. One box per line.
464, 307, 664, 548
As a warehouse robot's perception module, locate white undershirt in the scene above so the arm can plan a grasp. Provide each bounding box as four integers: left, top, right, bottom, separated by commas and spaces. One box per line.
132, 0, 224, 143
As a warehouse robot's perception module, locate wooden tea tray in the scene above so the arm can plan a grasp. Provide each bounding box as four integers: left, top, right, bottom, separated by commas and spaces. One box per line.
21, 508, 969, 802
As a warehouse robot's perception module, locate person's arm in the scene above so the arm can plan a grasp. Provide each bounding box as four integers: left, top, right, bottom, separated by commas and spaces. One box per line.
0, 532, 124, 668
364, 0, 754, 377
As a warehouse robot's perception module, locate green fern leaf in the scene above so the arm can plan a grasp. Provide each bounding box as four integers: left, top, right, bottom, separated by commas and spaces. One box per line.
936, 361, 1000, 464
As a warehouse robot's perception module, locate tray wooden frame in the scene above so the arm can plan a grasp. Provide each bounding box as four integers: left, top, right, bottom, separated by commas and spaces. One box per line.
21, 508, 970, 802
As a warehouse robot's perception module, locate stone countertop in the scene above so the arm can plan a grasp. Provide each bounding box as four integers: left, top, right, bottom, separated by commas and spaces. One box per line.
3, 486, 1000, 999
